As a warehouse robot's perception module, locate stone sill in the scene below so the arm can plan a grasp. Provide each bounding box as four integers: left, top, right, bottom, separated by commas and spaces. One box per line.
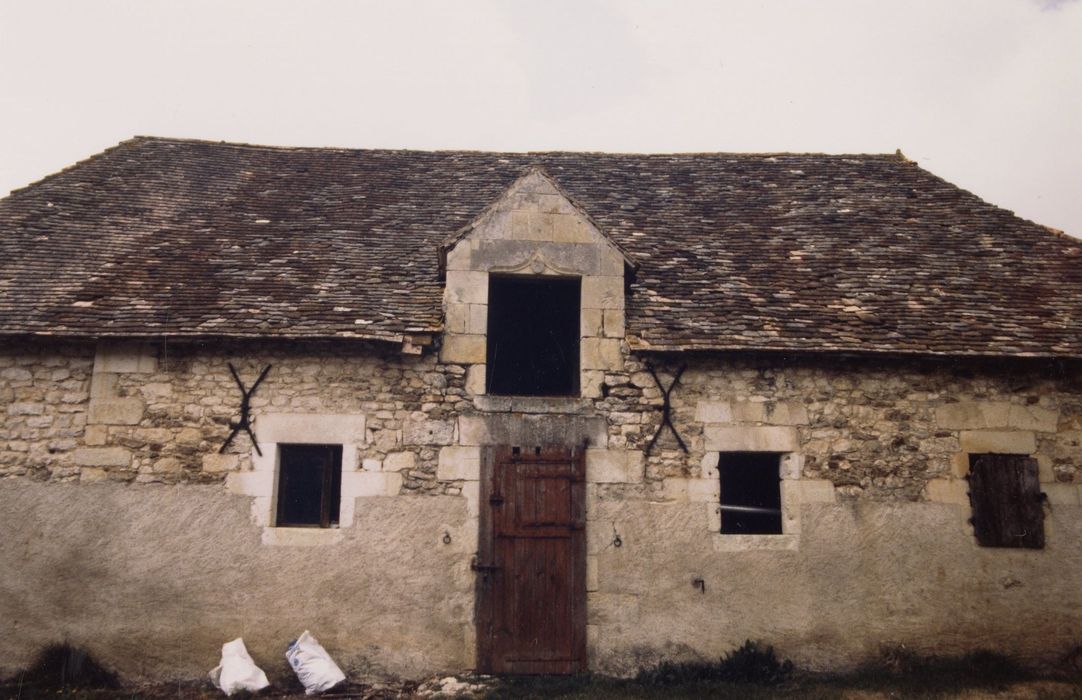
711, 533, 799, 552
261, 527, 343, 547
473, 395, 591, 414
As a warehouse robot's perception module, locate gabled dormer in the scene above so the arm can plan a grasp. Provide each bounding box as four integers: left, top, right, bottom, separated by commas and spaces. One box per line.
439, 167, 635, 399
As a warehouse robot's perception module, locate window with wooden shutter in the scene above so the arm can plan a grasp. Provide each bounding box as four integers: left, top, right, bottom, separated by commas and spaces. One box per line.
966, 453, 1045, 549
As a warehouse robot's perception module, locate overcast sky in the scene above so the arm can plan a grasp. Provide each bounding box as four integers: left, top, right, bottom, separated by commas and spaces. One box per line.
1, 0, 1079, 236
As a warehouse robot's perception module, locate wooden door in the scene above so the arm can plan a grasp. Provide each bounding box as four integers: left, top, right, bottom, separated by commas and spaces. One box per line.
476, 445, 587, 674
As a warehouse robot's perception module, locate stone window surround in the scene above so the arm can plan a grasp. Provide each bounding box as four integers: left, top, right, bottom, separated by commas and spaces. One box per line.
683, 401, 837, 551
923, 401, 1076, 540
665, 449, 836, 552
925, 435, 1075, 543
925, 434, 1041, 541
444, 258, 626, 406
225, 412, 401, 546
709, 451, 799, 549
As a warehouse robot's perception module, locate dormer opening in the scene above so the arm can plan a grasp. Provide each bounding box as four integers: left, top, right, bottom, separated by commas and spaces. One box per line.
486, 274, 580, 396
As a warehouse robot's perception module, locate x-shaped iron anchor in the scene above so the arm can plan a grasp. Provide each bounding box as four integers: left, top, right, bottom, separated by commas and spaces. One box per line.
220, 363, 272, 456
645, 362, 688, 455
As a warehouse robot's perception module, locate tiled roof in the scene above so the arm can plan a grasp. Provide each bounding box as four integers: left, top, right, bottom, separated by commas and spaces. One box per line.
1, 137, 1080, 357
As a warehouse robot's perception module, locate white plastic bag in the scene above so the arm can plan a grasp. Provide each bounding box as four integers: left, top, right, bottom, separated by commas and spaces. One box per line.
285, 630, 346, 695
209, 638, 270, 696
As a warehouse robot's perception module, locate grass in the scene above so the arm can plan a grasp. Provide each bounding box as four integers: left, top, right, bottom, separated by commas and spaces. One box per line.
1, 644, 121, 699
634, 640, 793, 686
481, 643, 1081, 700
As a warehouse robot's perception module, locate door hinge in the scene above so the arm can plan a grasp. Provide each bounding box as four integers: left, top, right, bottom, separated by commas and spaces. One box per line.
470, 556, 501, 573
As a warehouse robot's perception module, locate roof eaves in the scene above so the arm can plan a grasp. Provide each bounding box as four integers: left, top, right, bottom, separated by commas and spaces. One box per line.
628, 339, 1082, 361
0, 328, 422, 345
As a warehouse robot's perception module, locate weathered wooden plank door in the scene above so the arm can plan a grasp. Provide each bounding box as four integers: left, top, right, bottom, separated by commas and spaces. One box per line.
476, 445, 587, 674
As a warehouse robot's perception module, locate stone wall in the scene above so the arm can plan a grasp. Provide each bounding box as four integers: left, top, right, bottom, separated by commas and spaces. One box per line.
2, 334, 1082, 679
0, 341, 93, 480
652, 354, 1082, 500
6, 340, 1077, 503
1, 338, 467, 491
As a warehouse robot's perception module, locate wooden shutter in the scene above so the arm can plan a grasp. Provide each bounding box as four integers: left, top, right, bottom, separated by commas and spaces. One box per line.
967, 454, 1045, 549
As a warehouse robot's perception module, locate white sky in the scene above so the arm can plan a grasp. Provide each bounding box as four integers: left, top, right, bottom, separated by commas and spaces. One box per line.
1, 0, 1080, 236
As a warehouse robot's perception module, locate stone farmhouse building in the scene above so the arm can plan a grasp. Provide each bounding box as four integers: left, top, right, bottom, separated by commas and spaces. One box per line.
1, 137, 1081, 681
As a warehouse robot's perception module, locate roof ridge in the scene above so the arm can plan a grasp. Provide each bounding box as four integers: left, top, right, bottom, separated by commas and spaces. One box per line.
127, 135, 903, 160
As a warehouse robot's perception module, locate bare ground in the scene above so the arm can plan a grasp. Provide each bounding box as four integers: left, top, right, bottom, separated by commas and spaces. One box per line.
3, 673, 1082, 700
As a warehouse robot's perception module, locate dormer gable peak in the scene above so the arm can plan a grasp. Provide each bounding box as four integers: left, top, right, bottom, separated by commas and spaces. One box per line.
439, 166, 637, 274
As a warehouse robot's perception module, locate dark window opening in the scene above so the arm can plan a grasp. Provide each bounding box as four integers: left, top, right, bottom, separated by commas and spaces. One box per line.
276, 444, 343, 528
719, 452, 783, 535
486, 275, 580, 396
967, 453, 1045, 549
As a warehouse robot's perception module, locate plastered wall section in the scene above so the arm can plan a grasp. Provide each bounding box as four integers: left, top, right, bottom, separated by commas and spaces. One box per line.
0, 480, 474, 682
